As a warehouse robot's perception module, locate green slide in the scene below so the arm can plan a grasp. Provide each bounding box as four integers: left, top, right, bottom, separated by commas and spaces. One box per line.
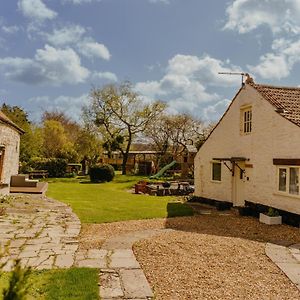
150, 160, 177, 179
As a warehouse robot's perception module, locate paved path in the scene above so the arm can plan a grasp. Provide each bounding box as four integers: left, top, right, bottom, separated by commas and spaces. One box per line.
99, 229, 173, 300
0, 196, 81, 271
0, 197, 169, 299
266, 242, 300, 291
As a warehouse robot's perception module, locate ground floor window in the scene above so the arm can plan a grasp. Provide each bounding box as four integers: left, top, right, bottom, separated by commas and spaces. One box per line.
212, 162, 221, 181
278, 167, 299, 195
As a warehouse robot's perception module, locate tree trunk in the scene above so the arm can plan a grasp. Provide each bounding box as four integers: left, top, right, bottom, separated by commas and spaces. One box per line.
121, 131, 132, 175
122, 152, 128, 175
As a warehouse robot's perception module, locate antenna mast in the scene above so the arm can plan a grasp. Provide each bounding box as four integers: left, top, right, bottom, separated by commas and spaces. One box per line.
218, 72, 248, 86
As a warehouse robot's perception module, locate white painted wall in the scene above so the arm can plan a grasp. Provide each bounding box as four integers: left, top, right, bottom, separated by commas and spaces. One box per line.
195, 84, 300, 215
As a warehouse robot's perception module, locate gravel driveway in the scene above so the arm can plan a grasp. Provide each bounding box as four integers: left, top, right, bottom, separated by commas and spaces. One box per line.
80, 207, 300, 299
133, 214, 300, 300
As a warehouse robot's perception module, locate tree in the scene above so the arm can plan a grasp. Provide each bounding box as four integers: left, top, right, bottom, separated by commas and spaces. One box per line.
42, 120, 77, 160
145, 113, 205, 166
0, 104, 43, 162
84, 81, 166, 174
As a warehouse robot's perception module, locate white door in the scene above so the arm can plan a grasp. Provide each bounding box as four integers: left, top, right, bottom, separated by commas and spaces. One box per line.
232, 162, 245, 206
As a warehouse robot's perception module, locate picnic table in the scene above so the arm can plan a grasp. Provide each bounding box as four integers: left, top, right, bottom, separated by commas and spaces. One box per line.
28, 170, 48, 179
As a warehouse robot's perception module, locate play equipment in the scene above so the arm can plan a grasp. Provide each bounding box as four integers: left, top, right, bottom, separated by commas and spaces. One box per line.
150, 160, 177, 179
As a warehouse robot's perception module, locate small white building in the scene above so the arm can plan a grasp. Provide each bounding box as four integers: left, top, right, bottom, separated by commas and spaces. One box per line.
194, 76, 300, 216
0, 111, 24, 195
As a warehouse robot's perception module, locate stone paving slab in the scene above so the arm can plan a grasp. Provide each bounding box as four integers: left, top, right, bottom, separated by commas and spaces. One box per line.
99, 229, 173, 300
266, 242, 300, 291
120, 269, 153, 299
99, 270, 124, 299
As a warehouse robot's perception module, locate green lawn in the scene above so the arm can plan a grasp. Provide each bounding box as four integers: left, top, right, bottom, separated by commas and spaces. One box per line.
0, 268, 99, 300
47, 174, 193, 223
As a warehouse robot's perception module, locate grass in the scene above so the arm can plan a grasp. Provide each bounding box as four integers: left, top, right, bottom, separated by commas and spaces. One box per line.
47, 174, 193, 223
0, 268, 99, 299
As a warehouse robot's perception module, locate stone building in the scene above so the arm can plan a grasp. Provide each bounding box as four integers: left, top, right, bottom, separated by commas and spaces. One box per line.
0, 111, 24, 195
194, 77, 300, 216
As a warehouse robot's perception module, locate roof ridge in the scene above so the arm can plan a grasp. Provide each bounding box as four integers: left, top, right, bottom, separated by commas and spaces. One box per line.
0, 110, 25, 134
250, 82, 300, 91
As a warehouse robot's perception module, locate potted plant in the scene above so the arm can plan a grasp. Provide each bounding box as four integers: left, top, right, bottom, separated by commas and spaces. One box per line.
259, 208, 282, 225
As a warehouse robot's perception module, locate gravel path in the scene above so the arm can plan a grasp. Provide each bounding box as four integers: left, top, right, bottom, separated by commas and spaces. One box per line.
130, 214, 300, 300
134, 231, 300, 299
80, 209, 300, 299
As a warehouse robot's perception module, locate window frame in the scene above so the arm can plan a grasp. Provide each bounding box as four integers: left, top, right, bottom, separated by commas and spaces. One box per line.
277, 166, 300, 196
240, 105, 252, 135
211, 161, 222, 182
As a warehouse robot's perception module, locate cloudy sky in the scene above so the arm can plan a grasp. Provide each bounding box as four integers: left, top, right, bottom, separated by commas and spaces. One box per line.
1, 0, 300, 122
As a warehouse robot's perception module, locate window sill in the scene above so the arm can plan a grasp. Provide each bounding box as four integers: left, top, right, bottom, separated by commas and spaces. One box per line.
211, 180, 222, 184
273, 192, 300, 199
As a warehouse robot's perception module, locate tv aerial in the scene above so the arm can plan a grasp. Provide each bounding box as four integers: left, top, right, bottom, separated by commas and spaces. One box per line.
218, 72, 252, 86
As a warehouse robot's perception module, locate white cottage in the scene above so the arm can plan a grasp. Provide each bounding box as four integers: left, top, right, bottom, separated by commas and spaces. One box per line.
0, 111, 24, 195
194, 76, 300, 218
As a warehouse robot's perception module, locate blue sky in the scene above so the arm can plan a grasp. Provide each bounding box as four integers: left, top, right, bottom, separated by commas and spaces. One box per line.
1, 0, 300, 123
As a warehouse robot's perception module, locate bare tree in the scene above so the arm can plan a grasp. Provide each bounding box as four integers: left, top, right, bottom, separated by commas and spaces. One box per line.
145, 113, 207, 166
84, 82, 166, 174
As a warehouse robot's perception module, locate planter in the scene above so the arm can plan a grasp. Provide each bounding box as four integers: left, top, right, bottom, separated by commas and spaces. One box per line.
259, 213, 282, 225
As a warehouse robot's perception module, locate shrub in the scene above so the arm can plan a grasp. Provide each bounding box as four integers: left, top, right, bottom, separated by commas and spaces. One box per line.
267, 207, 280, 217
89, 164, 115, 183
28, 158, 68, 177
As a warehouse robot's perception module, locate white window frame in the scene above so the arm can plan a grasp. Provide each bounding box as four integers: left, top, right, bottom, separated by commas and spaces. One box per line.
211, 161, 222, 182
240, 106, 252, 134
277, 166, 300, 196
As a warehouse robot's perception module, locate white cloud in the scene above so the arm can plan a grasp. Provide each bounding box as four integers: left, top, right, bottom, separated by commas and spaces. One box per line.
202, 99, 231, 121
63, 0, 169, 4
18, 0, 57, 22
29, 94, 89, 121
224, 0, 300, 34
0, 45, 90, 85
92, 71, 118, 82
135, 54, 241, 120
148, 0, 170, 4
45, 25, 111, 61
78, 41, 111, 60
63, 0, 100, 4
248, 38, 300, 79
45, 25, 86, 46
2, 25, 20, 34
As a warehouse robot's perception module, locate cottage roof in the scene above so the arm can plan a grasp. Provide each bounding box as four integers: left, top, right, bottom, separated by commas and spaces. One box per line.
250, 83, 300, 127
0, 110, 25, 134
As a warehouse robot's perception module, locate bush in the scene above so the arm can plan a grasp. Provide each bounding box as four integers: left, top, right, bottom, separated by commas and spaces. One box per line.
89, 164, 115, 183
28, 158, 68, 178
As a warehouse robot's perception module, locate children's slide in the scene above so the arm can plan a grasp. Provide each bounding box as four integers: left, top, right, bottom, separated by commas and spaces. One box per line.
150, 160, 177, 179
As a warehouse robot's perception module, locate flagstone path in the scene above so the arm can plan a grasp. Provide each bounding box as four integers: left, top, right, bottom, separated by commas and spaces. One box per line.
2, 195, 300, 299
0, 197, 83, 271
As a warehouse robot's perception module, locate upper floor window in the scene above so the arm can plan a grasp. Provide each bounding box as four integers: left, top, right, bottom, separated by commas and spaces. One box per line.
241, 106, 252, 134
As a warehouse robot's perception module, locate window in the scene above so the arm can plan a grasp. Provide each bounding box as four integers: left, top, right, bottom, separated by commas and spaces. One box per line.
212, 162, 221, 181
278, 167, 299, 195
278, 168, 287, 192
241, 106, 252, 134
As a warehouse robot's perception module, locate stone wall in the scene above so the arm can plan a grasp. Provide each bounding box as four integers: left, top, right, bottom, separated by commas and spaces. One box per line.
195, 83, 300, 215
0, 123, 20, 195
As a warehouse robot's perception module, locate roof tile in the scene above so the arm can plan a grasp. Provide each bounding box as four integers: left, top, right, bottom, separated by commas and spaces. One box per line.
251, 83, 300, 127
